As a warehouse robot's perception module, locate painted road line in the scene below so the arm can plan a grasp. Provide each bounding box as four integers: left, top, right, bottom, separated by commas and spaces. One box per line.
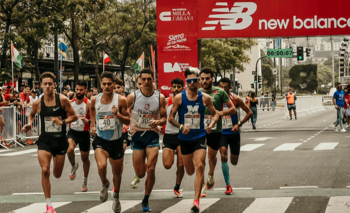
74, 191, 111, 195
12, 202, 70, 213
161, 198, 220, 213
0, 149, 37, 157
249, 137, 276, 142
243, 197, 293, 213
313, 142, 339, 151
280, 186, 318, 189
325, 196, 350, 213
273, 143, 302, 151
303, 140, 307, 143
84, 200, 141, 213
214, 187, 252, 191
12, 192, 44, 195
241, 144, 265, 152
0, 149, 14, 153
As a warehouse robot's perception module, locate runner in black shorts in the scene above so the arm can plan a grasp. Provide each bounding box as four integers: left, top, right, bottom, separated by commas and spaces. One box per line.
23, 72, 78, 213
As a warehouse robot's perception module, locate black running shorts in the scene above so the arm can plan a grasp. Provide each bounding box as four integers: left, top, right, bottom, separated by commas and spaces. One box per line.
92, 136, 124, 160
206, 132, 222, 151
37, 135, 69, 157
219, 134, 241, 156
67, 129, 91, 152
121, 132, 130, 146
162, 133, 180, 150
179, 136, 206, 155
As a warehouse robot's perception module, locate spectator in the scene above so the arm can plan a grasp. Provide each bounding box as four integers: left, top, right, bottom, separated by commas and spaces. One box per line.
0, 87, 9, 106
29, 89, 38, 103
91, 87, 98, 96
19, 82, 25, 93
250, 91, 258, 130
284, 88, 297, 120
245, 91, 251, 108
65, 84, 71, 91
5, 75, 18, 94
333, 82, 346, 132
271, 91, 276, 111
344, 88, 350, 128
20, 85, 33, 145
86, 89, 93, 99
62, 88, 69, 97
34, 81, 41, 96
262, 92, 270, 111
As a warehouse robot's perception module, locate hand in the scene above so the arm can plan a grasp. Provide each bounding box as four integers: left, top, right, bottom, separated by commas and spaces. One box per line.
216, 110, 223, 116
52, 118, 63, 125
4, 101, 9, 105
335, 105, 339, 109
90, 126, 97, 136
149, 120, 158, 128
81, 117, 89, 124
182, 125, 190, 135
206, 125, 212, 134
231, 124, 239, 132
111, 105, 118, 115
22, 124, 32, 132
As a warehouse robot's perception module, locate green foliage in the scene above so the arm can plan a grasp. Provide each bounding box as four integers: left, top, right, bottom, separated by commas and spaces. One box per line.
288, 64, 318, 92
261, 64, 274, 89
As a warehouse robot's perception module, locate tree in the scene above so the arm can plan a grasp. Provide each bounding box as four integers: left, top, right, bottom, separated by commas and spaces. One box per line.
317, 65, 333, 86
261, 64, 274, 89
289, 64, 318, 92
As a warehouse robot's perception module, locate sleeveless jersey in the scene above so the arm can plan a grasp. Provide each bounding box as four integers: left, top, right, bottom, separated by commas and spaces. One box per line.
178, 90, 206, 141
222, 93, 240, 135
130, 89, 160, 135
165, 96, 179, 134
40, 93, 67, 138
70, 97, 90, 131
95, 93, 122, 140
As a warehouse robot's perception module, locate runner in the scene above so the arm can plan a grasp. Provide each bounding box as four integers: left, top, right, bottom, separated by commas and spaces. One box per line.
22, 72, 78, 213
198, 68, 236, 197
333, 82, 346, 132
126, 68, 166, 212
66, 80, 91, 192
168, 67, 218, 212
218, 78, 252, 195
90, 71, 130, 213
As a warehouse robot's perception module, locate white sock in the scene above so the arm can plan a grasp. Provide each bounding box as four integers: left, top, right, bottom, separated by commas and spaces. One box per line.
46, 198, 52, 207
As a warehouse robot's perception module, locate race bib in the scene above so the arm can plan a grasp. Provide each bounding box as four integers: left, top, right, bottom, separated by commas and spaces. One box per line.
204, 115, 217, 130
71, 116, 85, 131
138, 114, 155, 128
45, 116, 62, 133
222, 115, 233, 129
98, 113, 115, 131
184, 113, 200, 129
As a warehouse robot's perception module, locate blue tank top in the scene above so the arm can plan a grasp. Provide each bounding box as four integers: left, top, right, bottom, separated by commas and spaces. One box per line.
222, 97, 239, 135
178, 90, 206, 141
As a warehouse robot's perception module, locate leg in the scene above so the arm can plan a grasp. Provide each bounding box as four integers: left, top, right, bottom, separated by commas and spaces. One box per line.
182, 153, 195, 176
123, 143, 127, 152
207, 146, 217, 176
67, 138, 77, 167
38, 150, 52, 199
109, 157, 124, 194
193, 149, 206, 201
219, 146, 230, 186
144, 146, 159, 196
175, 146, 185, 186
52, 154, 66, 178
162, 148, 175, 169
289, 109, 292, 118
132, 150, 146, 178
293, 109, 297, 118
94, 148, 109, 183
81, 151, 90, 178
339, 108, 344, 129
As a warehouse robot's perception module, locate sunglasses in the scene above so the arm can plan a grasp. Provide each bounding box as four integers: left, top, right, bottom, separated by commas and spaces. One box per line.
186, 78, 199, 84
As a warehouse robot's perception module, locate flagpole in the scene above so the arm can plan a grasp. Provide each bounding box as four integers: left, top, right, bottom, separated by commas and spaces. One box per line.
103, 50, 105, 72
11, 42, 14, 91
142, 52, 144, 69
60, 52, 63, 93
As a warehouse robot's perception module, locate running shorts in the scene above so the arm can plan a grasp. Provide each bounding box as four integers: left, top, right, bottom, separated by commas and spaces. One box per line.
287, 104, 296, 110
121, 132, 130, 146
179, 136, 206, 155
206, 132, 222, 151
92, 136, 124, 160
131, 131, 159, 150
219, 134, 241, 156
163, 133, 180, 150
67, 129, 90, 152
37, 135, 68, 157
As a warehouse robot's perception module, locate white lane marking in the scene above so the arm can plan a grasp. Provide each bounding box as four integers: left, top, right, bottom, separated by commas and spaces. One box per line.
303, 140, 307, 143
243, 197, 293, 213
0, 149, 37, 156
0, 149, 13, 153
12, 202, 70, 213
249, 137, 276, 142
161, 198, 220, 213
280, 186, 318, 189
313, 142, 339, 151
12, 192, 44, 195
325, 196, 350, 213
74, 191, 111, 195
214, 187, 252, 190
273, 143, 302, 151
241, 144, 265, 151
153, 189, 183, 192
310, 136, 315, 138
84, 200, 141, 213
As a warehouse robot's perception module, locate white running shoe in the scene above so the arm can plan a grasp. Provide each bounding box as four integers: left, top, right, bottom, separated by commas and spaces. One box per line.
346, 125, 349, 128
340, 128, 347, 133
131, 176, 140, 189
111, 191, 122, 213
100, 179, 110, 202
70, 162, 79, 180
335, 128, 339, 132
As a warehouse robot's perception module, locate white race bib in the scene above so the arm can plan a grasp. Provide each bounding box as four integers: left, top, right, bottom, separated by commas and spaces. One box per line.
222, 115, 233, 129
184, 113, 200, 129
71, 116, 85, 131
98, 114, 115, 131
45, 116, 62, 133
204, 115, 217, 130
137, 114, 155, 128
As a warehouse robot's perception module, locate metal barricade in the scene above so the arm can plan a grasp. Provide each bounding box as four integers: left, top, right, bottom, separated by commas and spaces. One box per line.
283, 96, 324, 118
16, 105, 41, 146
0, 107, 16, 149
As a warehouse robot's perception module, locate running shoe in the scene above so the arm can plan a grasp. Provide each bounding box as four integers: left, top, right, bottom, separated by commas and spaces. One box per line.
335, 128, 339, 132
100, 179, 110, 202
174, 189, 183, 198
46, 205, 56, 213
346, 125, 349, 128
18, 141, 26, 146
225, 185, 233, 195
290, 117, 292, 120
206, 175, 215, 190
27, 140, 34, 145
295, 117, 297, 120
111, 191, 122, 213
200, 184, 206, 197
191, 203, 200, 213
252, 125, 256, 130
131, 175, 140, 189
70, 162, 79, 180
141, 202, 151, 212
340, 128, 347, 133
82, 178, 88, 192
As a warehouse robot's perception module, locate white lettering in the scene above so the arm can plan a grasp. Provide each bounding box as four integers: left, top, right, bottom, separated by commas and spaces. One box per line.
187, 105, 199, 114
348, 18, 350, 27
259, 19, 268, 30
277, 19, 289, 29
338, 18, 347, 28
304, 18, 313, 29
160, 11, 171, 21
293, 16, 303, 29
164, 62, 181, 73
268, 19, 277, 30
318, 18, 327, 29
314, 15, 317, 29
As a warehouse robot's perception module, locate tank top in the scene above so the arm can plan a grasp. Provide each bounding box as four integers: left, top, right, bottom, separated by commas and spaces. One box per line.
178, 90, 206, 141
250, 99, 258, 107
165, 96, 179, 134
40, 93, 67, 138
130, 89, 160, 135
287, 93, 296, 104
222, 93, 240, 135
70, 97, 90, 132
95, 93, 122, 140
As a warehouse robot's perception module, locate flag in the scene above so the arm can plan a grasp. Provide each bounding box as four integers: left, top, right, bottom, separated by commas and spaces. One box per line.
133, 53, 144, 72
11, 43, 22, 69
104, 52, 111, 64
59, 42, 68, 59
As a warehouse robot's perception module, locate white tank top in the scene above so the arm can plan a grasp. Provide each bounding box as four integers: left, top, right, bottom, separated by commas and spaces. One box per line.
70, 98, 88, 131
165, 97, 179, 134
95, 93, 122, 140
130, 89, 160, 135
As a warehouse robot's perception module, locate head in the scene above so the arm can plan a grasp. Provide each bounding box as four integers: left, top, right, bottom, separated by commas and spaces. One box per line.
137, 75, 142, 89
140, 68, 154, 90
266, 92, 269, 95
113, 77, 123, 94
24, 85, 31, 94
345, 88, 348, 94
14, 75, 18, 82
100, 71, 115, 95
65, 85, 71, 91
20, 84, 25, 92
87, 89, 93, 98
92, 87, 98, 96
31, 89, 37, 98
54, 87, 57, 93
1, 86, 6, 94
272, 91, 274, 94
171, 78, 184, 96
337, 83, 342, 91
199, 67, 214, 90
289, 88, 293, 93
62, 88, 69, 96
184, 67, 200, 92
251, 91, 256, 98
219, 77, 231, 94
75, 80, 87, 100
34, 81, 39, 89
40, 72, 56, 95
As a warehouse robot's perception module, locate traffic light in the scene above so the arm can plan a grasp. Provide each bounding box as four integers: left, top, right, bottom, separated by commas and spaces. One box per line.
251, 83, 254, 89
258, 84, 262, 89
258, 75, 262, 83
339, 58, 345, 76
254, 75, 257, 83
306, 48, 311, 57
297, 47, 304, 61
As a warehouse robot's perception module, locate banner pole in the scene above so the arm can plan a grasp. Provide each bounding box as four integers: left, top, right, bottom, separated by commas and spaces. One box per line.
103, 50, 105, 72
11, 42, 14, 91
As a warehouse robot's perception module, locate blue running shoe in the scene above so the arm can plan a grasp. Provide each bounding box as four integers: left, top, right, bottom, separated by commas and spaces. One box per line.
142, 202, 151, 212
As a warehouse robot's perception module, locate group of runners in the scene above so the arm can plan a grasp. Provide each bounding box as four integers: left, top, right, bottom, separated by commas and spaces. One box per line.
22, 67, 252, 213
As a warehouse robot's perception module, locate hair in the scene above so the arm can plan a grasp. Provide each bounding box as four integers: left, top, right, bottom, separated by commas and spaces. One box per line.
41, 72, 56, 82
34, 81, 39, 85
200, 67, 214, 78
266, 92, 269, 94
184, 67, 200, 78
12, 90, 19, 95
171, 78, 184, 87
114, 77, 124, 86
92, 87, 97, 91
140, 68, 154, 78
25, 85, 30, 89
32, 89, 37, 93
219, 77, 231, 87
63, 88, 69, 91
100, 71, 114, 82
14, 75, 18, 78
337, 82, 341, 86
251, 91, 256, 98
76, 80, 87, 88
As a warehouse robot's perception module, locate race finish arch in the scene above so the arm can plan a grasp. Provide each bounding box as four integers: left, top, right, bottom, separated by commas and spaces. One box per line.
156, 0, 350, 96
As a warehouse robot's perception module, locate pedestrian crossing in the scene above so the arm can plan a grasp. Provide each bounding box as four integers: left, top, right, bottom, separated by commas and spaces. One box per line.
5, 196, 350, 213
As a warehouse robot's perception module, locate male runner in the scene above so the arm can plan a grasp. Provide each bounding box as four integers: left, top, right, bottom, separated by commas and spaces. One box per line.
159, 78, 185, 198
169, 67, 218, 212
127, 68, 166, 212
23, 72, 78, 213
198, 68, 236, 197
218, 78, 252, 194
66, 80, 91, 192
90, 71, 130, 213
114, 77, 129, 151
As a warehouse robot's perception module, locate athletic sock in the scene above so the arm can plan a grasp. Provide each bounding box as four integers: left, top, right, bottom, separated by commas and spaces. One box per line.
193, 199, 199, 206
174, 184, 180, 191
142, 194, 149, 204
46, 198, 52, 207
113, 188, 119, 199
102, 180, 108, 185
221, 162, 230, 185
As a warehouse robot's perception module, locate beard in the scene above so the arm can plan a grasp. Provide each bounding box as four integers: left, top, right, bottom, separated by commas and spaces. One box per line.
76, 93, 84, 100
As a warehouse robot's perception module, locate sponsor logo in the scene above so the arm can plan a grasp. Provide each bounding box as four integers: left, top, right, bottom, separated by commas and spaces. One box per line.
164, 44, 191, 51
160, 8, 194, 22
202, 2, 257, 31
161, 85, 171, 90
187, 105, 199, 114
164, 33, 191, 51
164, 62, 190, 73
144, 104, 150, 110
53, 107, 60, 111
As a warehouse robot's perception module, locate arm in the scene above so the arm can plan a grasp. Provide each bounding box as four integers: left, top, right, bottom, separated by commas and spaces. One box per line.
126, 92, 135, 115
114, 96, 130, 125
149, 94, 166, 127
232, 96, 253, 131
157, 98, 168, 126
54, 95, 78, 125
22, 98, 40, 132
218, 100, 236, 116
203, 94, 219, 133
333, 96, 338, 109
81, 99, 91, 124
90, 96, 97, 136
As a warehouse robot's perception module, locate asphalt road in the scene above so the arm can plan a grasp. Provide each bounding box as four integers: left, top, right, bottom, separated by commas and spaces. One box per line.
1, 107, 350, 213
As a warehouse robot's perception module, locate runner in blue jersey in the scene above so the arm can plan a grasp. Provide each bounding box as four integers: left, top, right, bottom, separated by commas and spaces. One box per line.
168, 67, 218, 213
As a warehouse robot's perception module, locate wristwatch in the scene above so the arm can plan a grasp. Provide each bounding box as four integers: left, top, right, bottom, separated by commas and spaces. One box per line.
62, 119, 66, 125
238, 121, 242, 127
179, 124, 184, 131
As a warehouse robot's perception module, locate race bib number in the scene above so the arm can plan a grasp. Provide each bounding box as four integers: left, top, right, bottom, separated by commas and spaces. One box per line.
98, 114, 115, 131
222, 115, 233, 129
138, 114, 155, 128
204, 115, 217, 130
184, 113, 200, 129
71, 116, 85, 131
45, 116, 62, 133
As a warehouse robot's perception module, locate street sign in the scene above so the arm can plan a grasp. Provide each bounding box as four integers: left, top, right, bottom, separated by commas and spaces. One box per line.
273, 68, 277, 75
267, 49, 293, 58
252, 71, 256, 75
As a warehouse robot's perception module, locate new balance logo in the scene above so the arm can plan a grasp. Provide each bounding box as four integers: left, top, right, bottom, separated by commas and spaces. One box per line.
202, 2, 257, 31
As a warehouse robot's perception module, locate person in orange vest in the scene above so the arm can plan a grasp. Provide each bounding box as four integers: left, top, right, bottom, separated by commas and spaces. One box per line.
284, 88, 297, 120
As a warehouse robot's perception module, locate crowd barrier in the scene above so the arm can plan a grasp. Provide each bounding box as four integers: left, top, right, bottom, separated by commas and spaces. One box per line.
283, 96, 324, 118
